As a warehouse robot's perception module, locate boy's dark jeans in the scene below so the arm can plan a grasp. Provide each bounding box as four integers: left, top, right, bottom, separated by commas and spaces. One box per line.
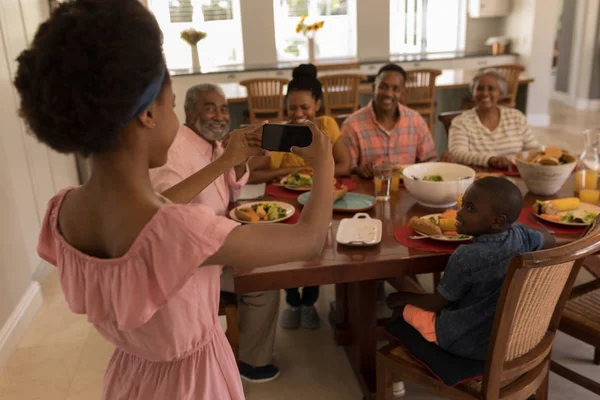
285, 286, 319, 307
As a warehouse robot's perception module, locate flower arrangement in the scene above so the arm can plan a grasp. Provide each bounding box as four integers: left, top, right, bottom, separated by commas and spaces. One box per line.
295, 16, 324, 37
180, 28, 207, 46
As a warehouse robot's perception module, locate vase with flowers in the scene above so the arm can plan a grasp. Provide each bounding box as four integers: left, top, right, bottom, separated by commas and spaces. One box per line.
181, 28, 207, 71
295, 16, 324, 63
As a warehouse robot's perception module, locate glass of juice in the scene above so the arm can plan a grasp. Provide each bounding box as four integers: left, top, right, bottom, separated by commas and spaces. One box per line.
373, 162, 391, 201
574, 169, 598, 194
390, 164, 403, 192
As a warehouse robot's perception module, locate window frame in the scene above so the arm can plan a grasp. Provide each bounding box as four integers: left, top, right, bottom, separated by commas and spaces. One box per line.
273, 0, 357, 63
389, 0, 466, 56
148, 0, 245, 71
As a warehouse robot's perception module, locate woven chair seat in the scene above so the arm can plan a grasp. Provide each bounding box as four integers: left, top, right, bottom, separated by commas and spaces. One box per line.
564, 288, 600, 330
388, 345, 517, 394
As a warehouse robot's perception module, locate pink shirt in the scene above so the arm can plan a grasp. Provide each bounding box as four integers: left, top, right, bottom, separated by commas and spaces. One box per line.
38, 188, 244, 399
150, 125, 249, 216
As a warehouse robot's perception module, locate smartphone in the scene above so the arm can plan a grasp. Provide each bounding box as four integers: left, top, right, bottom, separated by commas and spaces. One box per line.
261, 124, 312, 152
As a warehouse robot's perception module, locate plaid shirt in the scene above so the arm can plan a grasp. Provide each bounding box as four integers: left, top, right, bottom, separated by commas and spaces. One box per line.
341, 101, 438, 167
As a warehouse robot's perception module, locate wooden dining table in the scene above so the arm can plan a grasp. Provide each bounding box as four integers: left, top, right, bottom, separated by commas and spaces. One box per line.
231, 174, 577, 399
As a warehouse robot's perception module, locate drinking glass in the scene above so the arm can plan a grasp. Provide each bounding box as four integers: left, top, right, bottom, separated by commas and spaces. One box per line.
390, 164, 403, 192
574, 169, 598, 194
373, 163, 392, 201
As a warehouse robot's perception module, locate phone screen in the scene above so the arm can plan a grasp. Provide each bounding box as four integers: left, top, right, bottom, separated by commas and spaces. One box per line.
261, 124, 312, 152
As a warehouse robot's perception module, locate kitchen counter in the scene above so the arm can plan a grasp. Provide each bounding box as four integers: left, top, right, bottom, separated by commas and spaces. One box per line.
169, 51, 517, 77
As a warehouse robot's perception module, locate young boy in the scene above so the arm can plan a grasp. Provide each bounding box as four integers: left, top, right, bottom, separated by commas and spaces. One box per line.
387, 177, 556, 360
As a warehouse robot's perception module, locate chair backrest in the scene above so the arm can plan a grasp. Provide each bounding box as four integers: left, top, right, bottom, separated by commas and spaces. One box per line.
480, 64, 525, 108
438, 111, 463, 137
320, 74, 366, 116
334, 113, 351, 129
404, 69, 442, 106
481, 217, 600, 398
240, 78, 289, 123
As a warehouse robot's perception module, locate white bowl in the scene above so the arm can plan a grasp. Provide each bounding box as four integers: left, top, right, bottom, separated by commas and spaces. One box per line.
402, 163, 476, 208
514, 153, 576, 196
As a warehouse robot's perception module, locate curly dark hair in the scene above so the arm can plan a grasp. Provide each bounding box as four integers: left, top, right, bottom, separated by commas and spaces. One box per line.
14, 0, 168, 156
287, 63, 323, 101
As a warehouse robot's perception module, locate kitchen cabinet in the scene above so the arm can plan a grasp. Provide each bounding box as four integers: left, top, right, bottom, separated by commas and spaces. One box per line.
469, 0, 510, 18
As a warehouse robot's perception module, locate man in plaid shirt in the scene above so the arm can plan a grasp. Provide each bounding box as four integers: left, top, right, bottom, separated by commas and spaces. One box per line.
341, 64, 439, 178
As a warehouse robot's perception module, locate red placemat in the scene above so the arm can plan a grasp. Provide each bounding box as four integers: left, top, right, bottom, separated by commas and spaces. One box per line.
265, 178, 357, 199
265, 184, 301, 199
337, 178, 357, 191
517, 209, 585, 235
394, 225, 469, 254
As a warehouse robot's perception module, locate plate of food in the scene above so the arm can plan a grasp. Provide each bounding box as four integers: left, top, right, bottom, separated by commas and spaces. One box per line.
230, 201, 295, 224
280, 172, 337, 191
531, 197, 600, 226
297, 190, 376, 213
408, 210, 472, 242
281, 172, 314, 191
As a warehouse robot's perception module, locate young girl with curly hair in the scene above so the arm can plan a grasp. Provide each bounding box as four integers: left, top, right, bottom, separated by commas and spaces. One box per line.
14, 1, 334, 398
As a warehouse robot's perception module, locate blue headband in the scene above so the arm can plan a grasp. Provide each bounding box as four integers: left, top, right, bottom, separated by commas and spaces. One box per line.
121, 66, 166, 126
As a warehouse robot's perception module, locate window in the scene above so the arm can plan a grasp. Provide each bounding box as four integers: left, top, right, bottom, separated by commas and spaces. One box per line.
390, 0, 465, 55
149, 0, 244, 70
273, 0, 357, 62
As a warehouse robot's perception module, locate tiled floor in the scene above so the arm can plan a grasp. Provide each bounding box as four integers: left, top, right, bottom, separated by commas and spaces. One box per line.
1, 102, 599, 399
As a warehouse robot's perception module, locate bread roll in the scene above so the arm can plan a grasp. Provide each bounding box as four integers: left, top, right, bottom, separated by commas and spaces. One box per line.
333, 186, 348, 202
409, 217, 442, 236
235, 207, 260, 222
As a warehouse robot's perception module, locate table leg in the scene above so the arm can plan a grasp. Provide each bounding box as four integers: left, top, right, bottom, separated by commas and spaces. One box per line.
344, 279, 378, 399
330, 283, 352, 346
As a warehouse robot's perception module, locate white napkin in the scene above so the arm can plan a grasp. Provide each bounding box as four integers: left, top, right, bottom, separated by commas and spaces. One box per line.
238, 183, 266, 200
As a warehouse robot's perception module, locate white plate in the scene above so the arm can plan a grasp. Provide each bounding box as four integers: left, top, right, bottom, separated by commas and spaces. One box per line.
534, 202, 600, 226
280, 175, 338, 191
230, 201, 295, 224
280, 175, 312, 192
412, 214, 473, 242
336, 213, 382, 246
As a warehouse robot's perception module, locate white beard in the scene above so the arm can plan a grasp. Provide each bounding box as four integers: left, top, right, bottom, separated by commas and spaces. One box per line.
194, 119, 230, 142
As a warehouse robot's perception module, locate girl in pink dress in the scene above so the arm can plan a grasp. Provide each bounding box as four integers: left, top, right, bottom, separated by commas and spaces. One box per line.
14, 1, 335, 399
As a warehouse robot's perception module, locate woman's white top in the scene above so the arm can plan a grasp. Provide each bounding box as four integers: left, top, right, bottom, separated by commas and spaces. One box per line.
448, 106, 539, 167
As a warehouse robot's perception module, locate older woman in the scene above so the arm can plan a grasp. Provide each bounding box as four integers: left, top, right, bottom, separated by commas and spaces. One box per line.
448, 69, 539, 169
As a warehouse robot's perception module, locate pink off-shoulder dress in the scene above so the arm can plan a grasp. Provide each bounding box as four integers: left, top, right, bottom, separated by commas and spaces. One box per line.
37, 188, 245, 400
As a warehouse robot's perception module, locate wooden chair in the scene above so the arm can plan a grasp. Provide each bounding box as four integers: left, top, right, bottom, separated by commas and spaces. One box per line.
334, 113, 351, 129
550, 268, 600, 395
240, 78, 288, 123
438, 111, 464, 137
320, 74, 366, 116
462, 64, 526, 110
376, 218, 600, 400
405, 69, 442, 133
218, 291, 240, 362
489, 64, 525, 108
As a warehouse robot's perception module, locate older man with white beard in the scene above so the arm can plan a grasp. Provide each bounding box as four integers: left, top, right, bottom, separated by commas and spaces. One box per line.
150, 84, 282, 383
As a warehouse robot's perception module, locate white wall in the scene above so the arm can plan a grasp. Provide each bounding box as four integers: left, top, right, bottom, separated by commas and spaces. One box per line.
503, 0, 559, 126
465, 17, 505, 53
357, 0, 390, 61
240, 0, 278, 67
0, 0, 79, 368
